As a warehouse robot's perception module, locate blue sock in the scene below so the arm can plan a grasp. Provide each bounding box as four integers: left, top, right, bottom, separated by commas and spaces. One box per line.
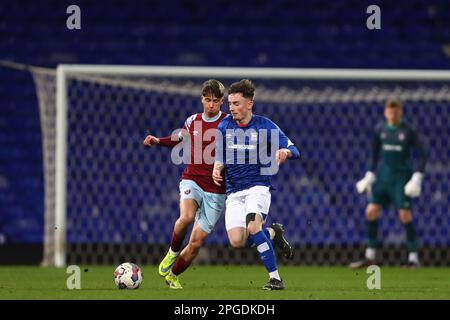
247, 228, 271, 247
249, 230, 277, 273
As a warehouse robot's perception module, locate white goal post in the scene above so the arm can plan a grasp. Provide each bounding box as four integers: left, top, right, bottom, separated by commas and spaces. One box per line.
49, 65, 450, 267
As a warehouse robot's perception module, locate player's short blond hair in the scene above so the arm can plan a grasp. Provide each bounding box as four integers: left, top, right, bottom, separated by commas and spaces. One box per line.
385, 98, 403, 109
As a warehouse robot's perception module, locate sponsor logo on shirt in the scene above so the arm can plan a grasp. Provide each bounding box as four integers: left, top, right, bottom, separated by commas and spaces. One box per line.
227, 143, 257, 150
383, 144, 403, 151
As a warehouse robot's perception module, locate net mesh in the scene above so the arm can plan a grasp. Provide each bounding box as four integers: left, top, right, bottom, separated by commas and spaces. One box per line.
32, 69, 450, 266
31, 68, 57, 266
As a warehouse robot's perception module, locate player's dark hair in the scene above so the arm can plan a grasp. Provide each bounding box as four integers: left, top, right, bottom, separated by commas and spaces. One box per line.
201, 79, 225, 98
228, 79, 255, 100
385, 98, 403, 109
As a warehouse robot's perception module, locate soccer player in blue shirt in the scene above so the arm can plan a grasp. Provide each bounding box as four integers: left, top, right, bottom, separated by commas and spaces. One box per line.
212, 79, 300, 290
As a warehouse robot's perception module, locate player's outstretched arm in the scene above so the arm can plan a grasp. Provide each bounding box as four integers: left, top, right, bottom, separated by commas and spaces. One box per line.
143, 134, 160, 147
143, 129, 187, 148
212, 161, 224, 186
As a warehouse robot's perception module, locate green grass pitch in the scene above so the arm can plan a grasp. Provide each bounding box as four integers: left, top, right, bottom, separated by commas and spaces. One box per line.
0, 265, 449, 300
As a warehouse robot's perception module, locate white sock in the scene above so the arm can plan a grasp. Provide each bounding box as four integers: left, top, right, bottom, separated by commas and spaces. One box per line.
267, 228, 276, 240
365, 248, 376, 260
408, 252, 419, 264
169, 248, 179, 257
269, 270, 281, 280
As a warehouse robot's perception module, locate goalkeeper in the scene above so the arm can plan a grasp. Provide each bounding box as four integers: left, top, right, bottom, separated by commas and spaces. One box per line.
350, 98, 427, 269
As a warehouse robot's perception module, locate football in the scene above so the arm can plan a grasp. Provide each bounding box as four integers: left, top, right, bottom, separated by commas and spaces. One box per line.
113, 262, 143, 289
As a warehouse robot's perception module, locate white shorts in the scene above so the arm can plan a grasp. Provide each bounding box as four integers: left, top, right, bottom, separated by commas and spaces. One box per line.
225, 185, 271, 231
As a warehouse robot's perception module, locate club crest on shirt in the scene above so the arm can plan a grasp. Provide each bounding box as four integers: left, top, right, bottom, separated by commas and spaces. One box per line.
380, 132, 387, 139
184, 189, 191, 195
192, 130, 199, 136
398, 132, 405, 141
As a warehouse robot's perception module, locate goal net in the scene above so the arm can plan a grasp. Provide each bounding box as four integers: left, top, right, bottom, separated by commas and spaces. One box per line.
31, 66, 450, 267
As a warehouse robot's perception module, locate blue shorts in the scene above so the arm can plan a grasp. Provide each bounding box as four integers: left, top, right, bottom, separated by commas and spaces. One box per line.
179, 179, 225, 234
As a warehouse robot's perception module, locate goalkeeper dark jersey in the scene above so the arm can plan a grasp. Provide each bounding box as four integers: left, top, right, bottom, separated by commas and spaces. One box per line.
369, 121, 427, 181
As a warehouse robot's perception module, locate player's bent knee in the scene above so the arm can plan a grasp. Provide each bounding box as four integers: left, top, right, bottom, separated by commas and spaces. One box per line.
246, 213, 262, 235
365, 205, 380, 221
245, 213, 256, 227
178, 213, 195, 226
247, 223, 261, 235
181, 208, 196, 219
180, 200, 198, 222
228, 237, 245, 248
399, 209, 413, 224
365, 211, 374, 221
190, 239, 204, 253
227, 227, 247, 248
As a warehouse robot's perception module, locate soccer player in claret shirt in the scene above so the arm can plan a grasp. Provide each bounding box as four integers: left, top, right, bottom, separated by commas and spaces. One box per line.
350, 98, 427, 269
143, 79, 228, 289
212, 79, 300, 290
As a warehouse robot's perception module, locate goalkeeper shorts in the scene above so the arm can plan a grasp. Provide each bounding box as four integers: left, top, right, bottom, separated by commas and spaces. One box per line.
369, 173, 412, 209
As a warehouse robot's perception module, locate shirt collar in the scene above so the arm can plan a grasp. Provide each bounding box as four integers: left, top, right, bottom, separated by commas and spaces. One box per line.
202, 111, 222, 122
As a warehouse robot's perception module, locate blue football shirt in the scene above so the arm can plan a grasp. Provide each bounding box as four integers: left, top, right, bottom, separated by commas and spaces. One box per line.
216, 114, 300, 195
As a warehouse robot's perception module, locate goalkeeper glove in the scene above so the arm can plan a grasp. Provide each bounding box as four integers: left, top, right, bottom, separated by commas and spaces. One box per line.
356, 171, 376, 194
404, 172, 423, 198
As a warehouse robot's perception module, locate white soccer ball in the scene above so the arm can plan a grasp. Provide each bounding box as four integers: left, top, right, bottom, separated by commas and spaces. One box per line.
113, 262, 143, 289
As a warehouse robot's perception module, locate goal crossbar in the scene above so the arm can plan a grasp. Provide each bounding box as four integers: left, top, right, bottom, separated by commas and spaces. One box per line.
57, 65, 450, 80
